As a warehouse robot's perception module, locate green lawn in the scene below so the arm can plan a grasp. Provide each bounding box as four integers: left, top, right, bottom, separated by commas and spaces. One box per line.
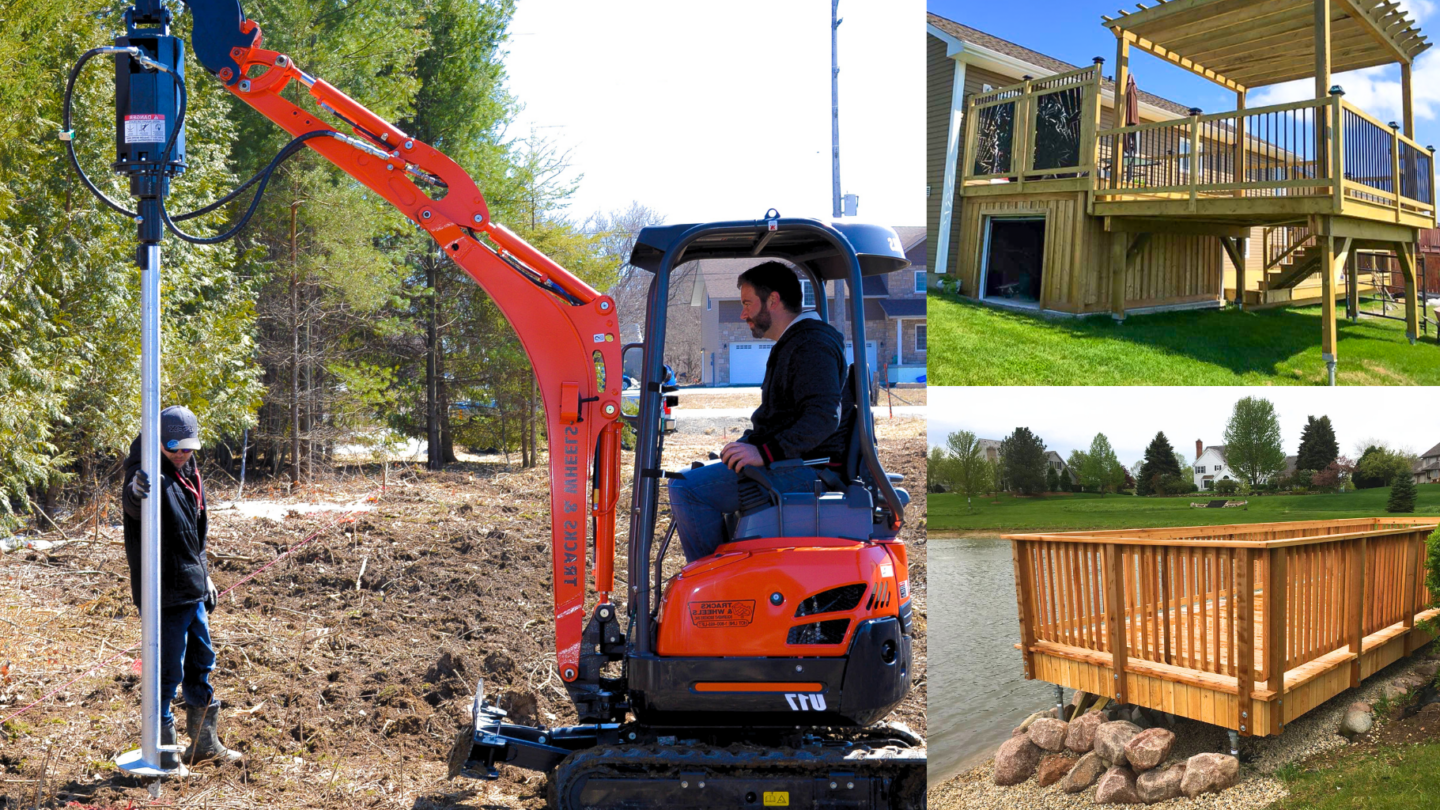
927, 293, 1440, 386
929, 485, 1440, 533
1272, 742, 1440, 810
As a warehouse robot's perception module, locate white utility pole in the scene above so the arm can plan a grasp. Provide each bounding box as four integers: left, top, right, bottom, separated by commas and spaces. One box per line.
831, 0, 843, 218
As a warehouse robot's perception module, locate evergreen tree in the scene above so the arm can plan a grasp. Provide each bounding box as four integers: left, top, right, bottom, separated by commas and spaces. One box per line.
1388, 474, 1418, 513
1137, 431, 1181, 496
1223, 397, 1287, 488
1000, 427, 1049, 495
1296, 415, 1340, 473
1046, 465, 1060, 492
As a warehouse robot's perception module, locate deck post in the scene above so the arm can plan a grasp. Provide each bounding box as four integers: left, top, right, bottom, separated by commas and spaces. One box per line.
1103, 543, 1129, 705
1017, 77, 1035, 193
1265, 546, 1288, 735
1221, 237, 1246, 309
1392, 121, 1403, 222
1347, 537, 1366, 688
1404, 529, 1420, 655
1234, 91, 1247, 198
1320, 231, 1339, 384
1402, 62, 1415, 140
1345, 248, 1358, 321
1314, 0, 1332, 177
1113, 32, 1129, 192
1398, 241, 1420, 343
1236, 547, 1255, 736
1331, 92, 1345, 211
1012, 540, 1038, 680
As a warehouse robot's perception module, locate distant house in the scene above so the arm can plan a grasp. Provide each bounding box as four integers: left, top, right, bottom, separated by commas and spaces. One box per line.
977, 439, 1077, 485
1193, 440, 1297, 490
1416, 442, 1440, 485
691, 227, 927, 386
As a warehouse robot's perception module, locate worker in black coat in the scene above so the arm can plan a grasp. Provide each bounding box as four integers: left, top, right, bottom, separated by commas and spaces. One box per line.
123, 405, 240, 767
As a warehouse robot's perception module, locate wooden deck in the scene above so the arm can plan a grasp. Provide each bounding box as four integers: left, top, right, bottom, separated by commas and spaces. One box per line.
1005, 518, 1440, 736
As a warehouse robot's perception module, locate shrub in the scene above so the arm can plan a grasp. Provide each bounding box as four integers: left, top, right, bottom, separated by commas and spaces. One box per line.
1215, 479, 1239, 495
1387, 475, 1418, 513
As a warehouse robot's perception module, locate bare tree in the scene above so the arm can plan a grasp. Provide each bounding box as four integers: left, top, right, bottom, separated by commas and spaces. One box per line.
588, 202, 667, 341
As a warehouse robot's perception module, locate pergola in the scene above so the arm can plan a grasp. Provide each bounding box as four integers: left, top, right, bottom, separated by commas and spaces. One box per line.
1103, 0, 1430, 137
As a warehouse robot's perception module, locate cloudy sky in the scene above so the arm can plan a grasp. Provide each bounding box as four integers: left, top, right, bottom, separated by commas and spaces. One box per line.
505, 0, 924, 227
929, 1, 1440, 154
927, 388, 1437, 466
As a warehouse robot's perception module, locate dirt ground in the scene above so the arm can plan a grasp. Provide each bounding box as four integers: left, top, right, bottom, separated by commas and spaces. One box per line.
0, 410, 926, 809
679, 384, 927, 411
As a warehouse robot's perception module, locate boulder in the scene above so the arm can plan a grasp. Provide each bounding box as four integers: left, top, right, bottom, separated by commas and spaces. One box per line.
1179, 753, 1239, 797
1037, 754, 1075, 787
1065, 709, 1106, 753
1124, 727, 1176, 773
1061, 751, 1107, 794
994, 736, 1043, 786
1094, 766, 1140, 804
1339, 708, 1374, 739
1385, 682, 1411, 701
1094, 720, 1142, 767
1348, 701, 1373, 715
1061, 703, 1076, 722
1415, 660, 1439, 680
1028, 717, 1069, 752
1136, 763, 1185, 804
1016, 711, 1047, 733
1397, 672, 1430, 691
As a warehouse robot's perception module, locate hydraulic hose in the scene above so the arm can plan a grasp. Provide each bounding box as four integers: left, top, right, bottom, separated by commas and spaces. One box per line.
62, 45, 342, 245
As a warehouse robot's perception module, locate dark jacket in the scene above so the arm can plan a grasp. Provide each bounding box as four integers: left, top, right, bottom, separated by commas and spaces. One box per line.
122, 436, 208, 610
741, 316, 847, 464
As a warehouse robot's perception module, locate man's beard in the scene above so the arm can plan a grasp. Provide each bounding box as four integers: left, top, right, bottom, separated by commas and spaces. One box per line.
746, 301, 772, 339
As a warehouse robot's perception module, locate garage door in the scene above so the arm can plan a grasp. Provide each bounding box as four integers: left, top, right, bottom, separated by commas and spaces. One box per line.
728, 342, 772, 385
730, 340, 876, 385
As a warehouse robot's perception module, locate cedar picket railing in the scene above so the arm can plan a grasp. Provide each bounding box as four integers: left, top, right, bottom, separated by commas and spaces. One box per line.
1007, 518, 1439, 736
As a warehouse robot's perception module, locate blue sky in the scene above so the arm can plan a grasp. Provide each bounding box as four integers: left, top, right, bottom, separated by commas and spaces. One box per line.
928, 0, 1440, 151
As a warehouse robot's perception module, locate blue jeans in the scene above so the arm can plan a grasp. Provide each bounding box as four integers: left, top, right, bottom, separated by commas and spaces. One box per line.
668, 461, 821, 561
159, 602, 215, 725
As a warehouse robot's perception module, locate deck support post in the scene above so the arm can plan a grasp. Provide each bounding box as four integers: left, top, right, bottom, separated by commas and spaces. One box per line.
1403, 63, 1415, 140
1236, 547, 1255, 737
1403, 529, 1420, 656
1103, 543, 1129, 705
1345, 248, 1359, 322
1227, 729, 1240, 758
1320, 232, 1338, 384
1011, 540, 1038, 680
1113, 32, 1130, 192
1315, 0, 1332, 176
1055, 684, 1066, 714
1234, 91, 1247, 199
1348, 537, 1367, 688
1110, 232, 1150, 321
1398, 241, 1421, 343
1220, 237, 1246, 309
1265, 546, 1288, 735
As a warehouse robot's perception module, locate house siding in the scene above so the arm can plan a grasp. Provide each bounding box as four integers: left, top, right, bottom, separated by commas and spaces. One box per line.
927, 34, 954, 273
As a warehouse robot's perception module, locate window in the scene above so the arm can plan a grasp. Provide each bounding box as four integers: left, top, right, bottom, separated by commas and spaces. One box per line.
706, 294, 712, 311
800, 279, 816, 308
1197, 466, 1205, 473
914, 271, 926, 293
1215, 465, 1223, 472
915, 324, 927, 352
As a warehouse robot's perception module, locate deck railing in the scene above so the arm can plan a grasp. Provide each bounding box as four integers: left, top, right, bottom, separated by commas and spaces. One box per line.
964, 65, 1103, 191
1006, 518, 1439, 735
963, 75, 1437, 225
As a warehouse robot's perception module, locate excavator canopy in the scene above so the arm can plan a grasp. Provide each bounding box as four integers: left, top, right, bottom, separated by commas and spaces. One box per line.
629, 219, 909, 279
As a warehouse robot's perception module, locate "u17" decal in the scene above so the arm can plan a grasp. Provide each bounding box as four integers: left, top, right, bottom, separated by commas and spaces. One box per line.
784, 693, 827, 711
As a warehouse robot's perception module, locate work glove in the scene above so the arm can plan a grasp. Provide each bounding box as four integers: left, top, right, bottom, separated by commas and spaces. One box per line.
205, 576, 218, 614
128, 469, 150, 501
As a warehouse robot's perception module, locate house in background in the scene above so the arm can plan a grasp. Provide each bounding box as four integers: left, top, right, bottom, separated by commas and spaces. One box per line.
1416, 442, 1440, 484
1193, 440, 1298, 490
691, 227, 927, 386
976, 439, 1078, 486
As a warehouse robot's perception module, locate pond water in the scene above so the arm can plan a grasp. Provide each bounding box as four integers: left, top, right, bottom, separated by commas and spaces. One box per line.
929, 535, 1057, 787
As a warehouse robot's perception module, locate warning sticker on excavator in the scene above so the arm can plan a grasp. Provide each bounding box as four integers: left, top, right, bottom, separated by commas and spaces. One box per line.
763, 792, 789, 806
124, 114, 165, 143
688, 600, 755, 628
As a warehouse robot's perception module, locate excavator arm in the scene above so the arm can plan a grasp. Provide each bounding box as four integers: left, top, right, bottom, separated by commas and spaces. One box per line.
173, 0, 625, 685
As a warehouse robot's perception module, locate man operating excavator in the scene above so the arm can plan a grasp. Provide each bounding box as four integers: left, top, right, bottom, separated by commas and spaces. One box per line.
668, 261, 848, 561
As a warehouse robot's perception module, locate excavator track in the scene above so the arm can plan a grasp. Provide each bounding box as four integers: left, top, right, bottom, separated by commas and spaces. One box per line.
548, 738, 926, 810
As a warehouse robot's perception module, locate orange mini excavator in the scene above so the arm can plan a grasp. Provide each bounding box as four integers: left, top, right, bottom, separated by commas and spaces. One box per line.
66, 2, 924, 806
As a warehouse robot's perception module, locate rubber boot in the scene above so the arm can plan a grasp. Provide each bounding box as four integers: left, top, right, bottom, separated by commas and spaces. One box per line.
184, 701, 242, 765
160, 718, 181, 770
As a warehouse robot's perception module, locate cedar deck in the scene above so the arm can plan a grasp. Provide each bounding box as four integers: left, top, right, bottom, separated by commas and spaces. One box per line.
957, 1, 1435, 370
1004, 518, 1439, 736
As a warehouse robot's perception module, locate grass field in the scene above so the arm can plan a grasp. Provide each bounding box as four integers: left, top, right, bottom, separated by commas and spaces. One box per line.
927, 293, 1440, 386
1273, 742, 1440, 810
929, 484, 1440, 533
